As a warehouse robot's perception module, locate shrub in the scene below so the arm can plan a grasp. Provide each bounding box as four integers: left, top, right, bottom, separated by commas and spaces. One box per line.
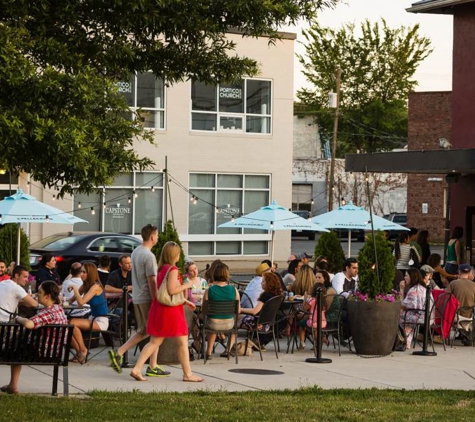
152, 220, 185, 272
357, 230, 395, 299
314, 230, 346, 273
0, 224, 30, 268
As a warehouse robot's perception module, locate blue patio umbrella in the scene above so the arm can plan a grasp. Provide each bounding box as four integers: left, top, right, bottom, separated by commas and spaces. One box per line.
0, 189, 87, 263
312, 201, 409, 256
218, 200, 328, 262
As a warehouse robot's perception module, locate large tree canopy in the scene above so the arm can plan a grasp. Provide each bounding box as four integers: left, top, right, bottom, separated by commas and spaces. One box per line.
0, 0, 338, 196
297, 19, 432, 155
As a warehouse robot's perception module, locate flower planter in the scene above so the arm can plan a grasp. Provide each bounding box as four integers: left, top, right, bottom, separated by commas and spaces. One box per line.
347, 300, 401, 356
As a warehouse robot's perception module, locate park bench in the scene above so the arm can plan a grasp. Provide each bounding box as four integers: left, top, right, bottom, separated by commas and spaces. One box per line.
0, 323, 73, 396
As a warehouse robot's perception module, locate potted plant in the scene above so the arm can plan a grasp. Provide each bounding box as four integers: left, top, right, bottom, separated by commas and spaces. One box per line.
314, 230, 346, 273
347, 230, 400, 355
152, 220, 185, 272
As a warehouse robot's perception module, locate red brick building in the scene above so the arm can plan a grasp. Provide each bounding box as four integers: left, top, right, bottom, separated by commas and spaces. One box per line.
407, 91, 452, 241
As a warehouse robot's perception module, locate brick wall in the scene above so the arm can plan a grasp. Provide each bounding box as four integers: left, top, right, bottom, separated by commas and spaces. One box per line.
407, 91, 452, 242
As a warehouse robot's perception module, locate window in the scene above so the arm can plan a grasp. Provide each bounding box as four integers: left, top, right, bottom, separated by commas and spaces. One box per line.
188, 173, 270, 256
73, 171, 164, 235
118, 72, 165, 129
292, 184, 312, 211
191, 79, 272, 134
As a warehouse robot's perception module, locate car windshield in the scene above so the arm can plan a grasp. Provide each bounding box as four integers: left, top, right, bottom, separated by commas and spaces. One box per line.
30, 234, 86, 250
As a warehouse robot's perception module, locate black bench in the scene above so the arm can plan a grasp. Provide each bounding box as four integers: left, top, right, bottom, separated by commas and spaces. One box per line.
0, 323, 74, 396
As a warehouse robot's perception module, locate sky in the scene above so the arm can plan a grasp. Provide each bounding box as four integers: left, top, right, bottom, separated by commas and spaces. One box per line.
291, 0, 453, 96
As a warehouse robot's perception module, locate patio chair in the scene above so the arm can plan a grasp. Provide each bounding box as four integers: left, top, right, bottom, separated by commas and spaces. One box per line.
320, 294, 346, 356
200, 299, 239, 364
83, 313, 122, 362
430, 292, 458, 350
239, 295, 284, 361
451, 305, 474, 347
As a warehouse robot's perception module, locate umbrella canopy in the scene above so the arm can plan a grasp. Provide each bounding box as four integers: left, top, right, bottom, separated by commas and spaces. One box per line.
219, 200, 328, 262
0, 189, 87, 263
312, 201, 409, 256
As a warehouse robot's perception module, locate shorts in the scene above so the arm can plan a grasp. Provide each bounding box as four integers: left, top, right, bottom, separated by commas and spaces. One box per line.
90, 316, 109, 331
134, 302, 152, 334
207, 318, 234, 331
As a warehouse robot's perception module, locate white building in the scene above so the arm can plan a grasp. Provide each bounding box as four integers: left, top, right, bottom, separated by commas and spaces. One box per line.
20, 31, 297, 269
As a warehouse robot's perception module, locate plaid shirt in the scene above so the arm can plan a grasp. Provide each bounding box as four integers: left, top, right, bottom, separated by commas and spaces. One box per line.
30, 304, 68, 356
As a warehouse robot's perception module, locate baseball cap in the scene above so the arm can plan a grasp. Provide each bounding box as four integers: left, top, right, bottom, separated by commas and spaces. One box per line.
287, 254, 297, 263
255, 263, 270, 276
299, 252, 313, 260
420, 265, 434, 273
459, 264, 472, 273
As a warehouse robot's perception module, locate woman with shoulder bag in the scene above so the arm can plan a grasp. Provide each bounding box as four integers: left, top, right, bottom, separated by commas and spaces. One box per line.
130, 241, 203, 383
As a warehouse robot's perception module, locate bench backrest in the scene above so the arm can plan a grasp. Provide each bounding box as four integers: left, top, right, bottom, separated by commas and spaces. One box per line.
0, 324, 73, 366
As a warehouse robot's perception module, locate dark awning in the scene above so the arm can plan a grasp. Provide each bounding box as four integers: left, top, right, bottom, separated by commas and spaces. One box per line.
345, 149, 475, 174
407, 0, 472, 14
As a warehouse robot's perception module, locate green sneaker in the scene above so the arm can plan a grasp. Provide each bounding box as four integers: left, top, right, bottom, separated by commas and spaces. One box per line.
145, 365, 171, 377
108, 349, 123, 374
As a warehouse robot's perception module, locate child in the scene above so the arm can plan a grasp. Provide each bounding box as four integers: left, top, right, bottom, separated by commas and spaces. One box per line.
298, 281, 327, 350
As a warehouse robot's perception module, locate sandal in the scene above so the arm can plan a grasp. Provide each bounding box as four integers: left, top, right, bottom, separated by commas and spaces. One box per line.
69, 354, 86, 365
0, 385, 18, 395
183, 374, 204, 383
130, 371, 146, 382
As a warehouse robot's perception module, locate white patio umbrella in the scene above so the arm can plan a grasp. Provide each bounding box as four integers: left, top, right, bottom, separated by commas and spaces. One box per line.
218, 199, 328, 262
0, 189, 88, 263
312, 201, 409, 256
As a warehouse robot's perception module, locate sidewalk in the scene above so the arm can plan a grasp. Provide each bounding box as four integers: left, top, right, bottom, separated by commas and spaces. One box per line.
2, 338, 475, 395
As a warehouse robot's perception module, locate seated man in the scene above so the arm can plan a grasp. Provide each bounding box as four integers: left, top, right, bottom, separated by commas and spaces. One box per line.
105, 255, 132, 294
332, 258, 359, 298
241, 263, 270, 308
0, 265, 37, 321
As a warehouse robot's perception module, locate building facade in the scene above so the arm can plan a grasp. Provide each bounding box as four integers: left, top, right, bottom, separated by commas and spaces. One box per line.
21, 32, 297, 269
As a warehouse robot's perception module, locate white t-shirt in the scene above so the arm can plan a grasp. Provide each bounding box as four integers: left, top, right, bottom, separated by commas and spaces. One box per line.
242, 276, 263, 308
0, 279, 28, 322
332, 272, 359, 298
62, 277, 83, 300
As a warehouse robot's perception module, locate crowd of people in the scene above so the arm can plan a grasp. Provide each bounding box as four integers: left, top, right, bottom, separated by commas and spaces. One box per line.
1, 223, 475, 393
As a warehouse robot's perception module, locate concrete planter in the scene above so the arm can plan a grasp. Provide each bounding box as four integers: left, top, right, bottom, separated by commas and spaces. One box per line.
347, 300, 400, 356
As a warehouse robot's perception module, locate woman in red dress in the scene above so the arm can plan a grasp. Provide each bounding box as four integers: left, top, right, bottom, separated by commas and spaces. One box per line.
130, 241, 203, 382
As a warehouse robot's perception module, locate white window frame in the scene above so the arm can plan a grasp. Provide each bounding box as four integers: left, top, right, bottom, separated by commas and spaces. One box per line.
190, 79, 272, 135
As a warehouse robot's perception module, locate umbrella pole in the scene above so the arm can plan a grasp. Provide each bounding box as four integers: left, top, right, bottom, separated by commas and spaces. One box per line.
271, 231, 275, 264
16, 224, 21, 265
348, 230, 352, 257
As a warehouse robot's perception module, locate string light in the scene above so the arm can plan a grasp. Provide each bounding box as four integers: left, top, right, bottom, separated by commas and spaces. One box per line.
128, 197, 132, 204
78, 202, 82, 209
52, 195, 56, 201
91, 207, 95, 215
117, 203, 120, 208
270, 221, 274, 229
103, 202, 106, 209
231, 215, 235, 223
151, 186, 155, 192
215, 207, 219, 214
133, 190, 138, 198
45, 215, 50, 223
192, 196, 197, 205
311, 199, 314, 205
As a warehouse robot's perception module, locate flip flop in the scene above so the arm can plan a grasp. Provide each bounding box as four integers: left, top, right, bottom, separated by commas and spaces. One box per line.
0, 385, 18, 395
183, 375, 204, 383
69, 355, 86, 365
130, 371, 147, 382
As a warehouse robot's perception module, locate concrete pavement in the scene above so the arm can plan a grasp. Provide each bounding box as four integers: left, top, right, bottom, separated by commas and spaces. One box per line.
2, 337, 475, 395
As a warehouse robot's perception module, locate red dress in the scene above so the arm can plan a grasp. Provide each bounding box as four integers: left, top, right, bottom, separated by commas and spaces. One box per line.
147, 264, 188, 337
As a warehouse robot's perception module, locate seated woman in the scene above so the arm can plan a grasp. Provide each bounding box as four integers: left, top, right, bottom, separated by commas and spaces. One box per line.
427, 253, 457, 288
35, 253, 61, 288
282, 259, 302, 288
184, 261, 208, 303
399, 268, 434, 349
202, 262, 240, 359
3, 281, 67, 394
240, 272, 283, 347
298, 272, 328, 350
68, 262, 109, 363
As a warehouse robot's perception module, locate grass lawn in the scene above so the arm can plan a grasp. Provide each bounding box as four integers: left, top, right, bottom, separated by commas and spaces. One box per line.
0, 388, 474, 421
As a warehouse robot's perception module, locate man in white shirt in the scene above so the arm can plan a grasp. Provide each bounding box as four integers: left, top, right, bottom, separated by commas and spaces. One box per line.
241, 263, 271, 308
332, 258, 359, 298
0, 265, 37, 322
62, 262, 83, 300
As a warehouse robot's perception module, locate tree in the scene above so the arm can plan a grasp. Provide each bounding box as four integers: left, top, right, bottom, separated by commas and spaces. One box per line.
357, 231, 395, 299
152, 220, 185, 273
0, 1, 338, 196
297, 19, 432, 155
0, 224, 30, 268
314, 230, 345, 273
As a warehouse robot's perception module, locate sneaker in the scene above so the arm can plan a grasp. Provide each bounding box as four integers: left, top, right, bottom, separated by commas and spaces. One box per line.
146, 365, 171, 377
108, 349, 123, 374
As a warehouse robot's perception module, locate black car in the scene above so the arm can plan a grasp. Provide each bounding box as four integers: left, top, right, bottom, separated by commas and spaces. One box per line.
291, 210, 315, 240
29, 232, 142, 281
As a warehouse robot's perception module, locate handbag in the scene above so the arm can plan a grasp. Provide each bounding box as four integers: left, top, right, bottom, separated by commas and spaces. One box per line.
409, 247, 421, 269
155, 266, 185, 307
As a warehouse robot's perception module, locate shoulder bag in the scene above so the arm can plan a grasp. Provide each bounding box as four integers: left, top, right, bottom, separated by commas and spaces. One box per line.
156, 266, 185, 307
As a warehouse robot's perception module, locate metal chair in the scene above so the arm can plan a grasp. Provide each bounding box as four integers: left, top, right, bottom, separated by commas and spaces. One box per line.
320, 294, 346, 356
83, 313, 122, 362
451, 305, 475, 347
201, 300, 239, 364
240, 295, 285, 360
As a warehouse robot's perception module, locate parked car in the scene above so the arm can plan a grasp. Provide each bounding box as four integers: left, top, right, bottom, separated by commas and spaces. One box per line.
29, 232, 141, 281
291, 210, 315, 240
385, 213, 407, 239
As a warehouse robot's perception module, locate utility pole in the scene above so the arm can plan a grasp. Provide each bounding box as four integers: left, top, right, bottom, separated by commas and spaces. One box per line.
328, 67, 341, 212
